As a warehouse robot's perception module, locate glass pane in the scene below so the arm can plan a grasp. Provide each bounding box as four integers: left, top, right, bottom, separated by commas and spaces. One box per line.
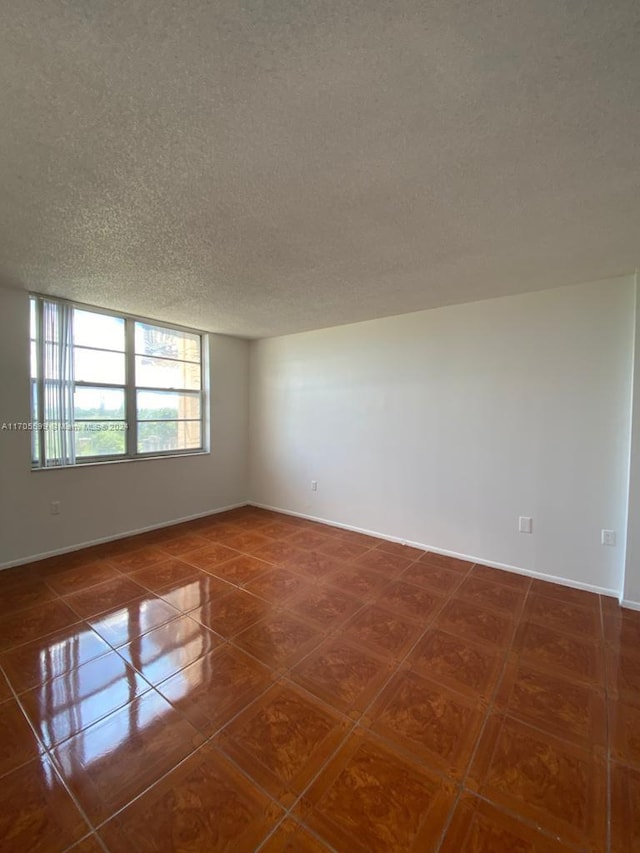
74, 310, 125, 351
74, 347, 125, 384
137, 420, 201, 454
135, 356, 200, 390
75, 422, 127, 457
136, 390, 200, 421
30, 297, 37, 339
31, 381, 39, 463
74, 387, 125, 420
31, 341, 38, 379
135, 322, 200, 363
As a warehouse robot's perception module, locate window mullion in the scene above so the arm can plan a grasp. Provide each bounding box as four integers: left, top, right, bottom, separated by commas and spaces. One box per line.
36, 297, 45, 467
125, 318, 137, 457
30, 296, 206, 466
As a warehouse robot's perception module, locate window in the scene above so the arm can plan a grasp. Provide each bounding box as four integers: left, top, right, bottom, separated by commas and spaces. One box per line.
30, 295, 206, 468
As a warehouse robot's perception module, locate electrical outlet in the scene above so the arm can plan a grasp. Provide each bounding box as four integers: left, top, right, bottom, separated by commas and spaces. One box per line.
601, 529, 616, 546
311, 480, 318, 491
50, 501, 61, 516
518, 516, 533, 534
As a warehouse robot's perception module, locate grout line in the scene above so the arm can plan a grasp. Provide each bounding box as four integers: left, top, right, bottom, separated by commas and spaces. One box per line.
0, 509, 623, 852
230, 559, 480, 847
90, 737, 215, 837
0, 662, 99, 843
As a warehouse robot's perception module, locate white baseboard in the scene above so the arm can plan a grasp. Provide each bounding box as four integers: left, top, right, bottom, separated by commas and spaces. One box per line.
0, 501, 249, 570
620, 599, 640, 612
250, 501, 619, 599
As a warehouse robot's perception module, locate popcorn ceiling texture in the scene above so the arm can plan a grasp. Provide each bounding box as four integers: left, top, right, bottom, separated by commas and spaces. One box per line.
0, 0, 638, 338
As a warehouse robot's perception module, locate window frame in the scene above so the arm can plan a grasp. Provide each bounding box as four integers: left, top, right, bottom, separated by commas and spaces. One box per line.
30, 294, 209, 469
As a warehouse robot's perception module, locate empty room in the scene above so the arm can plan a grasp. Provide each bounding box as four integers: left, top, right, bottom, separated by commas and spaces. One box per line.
0, 1, 639, 851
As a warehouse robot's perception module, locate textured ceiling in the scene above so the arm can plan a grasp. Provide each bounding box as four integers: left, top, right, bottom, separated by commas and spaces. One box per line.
0, 1, 639, 338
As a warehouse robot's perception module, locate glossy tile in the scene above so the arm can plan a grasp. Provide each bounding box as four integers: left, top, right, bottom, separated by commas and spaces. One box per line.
298, 729, 455, 852
260, 818, 332, 852
233, 612, 324, 670
607, 647, 640, 700
0, 579, 57, 616
374, 540, 424, 560
344, 603, 425, 660
399, 562, 462, 596
186, 543, 240, 571
315, 539, 372, 562
217, 682, 349, 805
354, 549, 414, 575
156, 533, 211, 556
200, 522, 245, 542
155, 645, 273, 735
441, 793, 572, 853
286, 530, 336, 551
514, 620, 603, 686
435, 598, 514, 648
284, 550, 345, 578
107, 546, 169, 573
221, 530, 277, 553
128, 557, 200, 593
456, 576, 526, 617
0, 622, 111, 694
611, 762, 640, 853
53, 690, 204, 824
244, 567, 310, 604
0, 510, 630, 850
0, 756, 90, 852
469, 564, 531, 591
366, 670, 483, 778
64, 576, 146, 619
43, 562, 121, 597
88, 596, 179, 648
67, 835, 105, 853
119, 615, 223, 685
0, 671, 11, 702
99, 743, 283, 853
379, 580, 442, 621
252, 541, 307, 566
0, 599, 80, 653
530, 578, 600, 610
207, 554, 273, 586
523, 592, 601, 639
289, 587, 360, 631
0, 697, 44, 776
291, 636, 393, 716
333, 529, 381, 548
323, 564, 390, 601
610, 697, 640, 768
468, 713, 605, 850
21, 651, 150, 748
258, 521, 301, 540
188, 589, 273, 638
158, 572, 232, 611
417, 552, 474, 573
409, 628, 504, 701
495, 658, 606, 748
0, 564, 42, 588
605, 606, 640, 658
87, 540, 133, 560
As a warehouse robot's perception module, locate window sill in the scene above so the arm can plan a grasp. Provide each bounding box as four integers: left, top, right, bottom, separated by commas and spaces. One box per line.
31, 450, 210, 471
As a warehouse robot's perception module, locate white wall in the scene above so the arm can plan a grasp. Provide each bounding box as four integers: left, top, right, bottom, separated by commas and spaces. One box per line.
623, 278, 640, 607
249, 276, 636, 596
0, 287, 250, 567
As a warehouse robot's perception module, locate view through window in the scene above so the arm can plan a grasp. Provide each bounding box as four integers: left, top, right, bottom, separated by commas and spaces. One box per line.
30, 295, 206, 467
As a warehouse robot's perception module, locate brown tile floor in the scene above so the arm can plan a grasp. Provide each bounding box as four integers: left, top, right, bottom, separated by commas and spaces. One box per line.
0, 506, 637, 851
